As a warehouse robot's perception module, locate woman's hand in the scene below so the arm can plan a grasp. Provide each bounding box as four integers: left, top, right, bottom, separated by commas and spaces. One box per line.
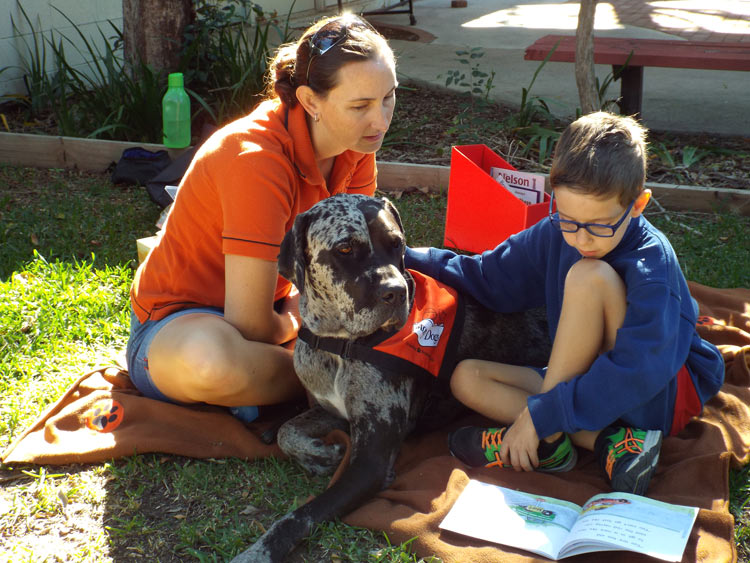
280, 286, 301, 336
499, 407, 540, 472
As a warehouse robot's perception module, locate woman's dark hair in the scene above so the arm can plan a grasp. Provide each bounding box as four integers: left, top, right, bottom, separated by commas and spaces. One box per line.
265, 14, 394, 106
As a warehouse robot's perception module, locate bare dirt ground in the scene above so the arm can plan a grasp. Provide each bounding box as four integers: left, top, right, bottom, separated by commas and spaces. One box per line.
380, 84, 750, 191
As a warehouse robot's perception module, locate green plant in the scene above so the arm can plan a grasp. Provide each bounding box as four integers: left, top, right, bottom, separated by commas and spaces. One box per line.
650, 141, 676, 168
1, 0, 293, 141
597, 52, 633, 113
50, 12, 166, 141
679, 145, 711, 168
179, 0, 294, 126
649, 142, 713, 184
513, 123, 560, 164
440, 47, 496, 104
503, 41, 561, 165
5, 3, 167, 141
9, 4, 56, 118
436, 49, 504, 145
573, 52, 635, 117
506, 40, 559, 130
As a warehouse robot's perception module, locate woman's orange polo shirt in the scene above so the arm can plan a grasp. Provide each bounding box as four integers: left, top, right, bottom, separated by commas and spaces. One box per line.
130, 99, 377, 322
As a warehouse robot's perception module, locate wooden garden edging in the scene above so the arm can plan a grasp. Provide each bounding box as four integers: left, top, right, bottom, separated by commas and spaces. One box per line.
0, 132, 187, 170
2, 132, 748, 216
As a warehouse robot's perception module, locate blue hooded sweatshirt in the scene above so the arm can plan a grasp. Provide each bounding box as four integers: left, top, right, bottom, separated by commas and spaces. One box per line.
404, 214, 724, 438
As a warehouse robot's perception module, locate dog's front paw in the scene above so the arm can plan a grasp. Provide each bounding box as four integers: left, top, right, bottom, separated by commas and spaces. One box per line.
276, 408, 349, 475
284, 437, 346, 476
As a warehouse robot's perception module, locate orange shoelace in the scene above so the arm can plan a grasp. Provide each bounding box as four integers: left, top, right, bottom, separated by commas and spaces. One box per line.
481, 429, 511, 468
605, 428, 644, 478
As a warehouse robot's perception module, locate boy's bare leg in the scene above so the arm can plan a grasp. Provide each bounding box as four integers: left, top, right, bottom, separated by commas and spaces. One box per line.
147, 313, 304, 406
450, 360, 543, 424
499, 258, 627, 469
542, 258, 627, 394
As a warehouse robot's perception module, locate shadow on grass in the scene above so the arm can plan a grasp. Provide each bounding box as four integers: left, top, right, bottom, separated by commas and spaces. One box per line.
1, 165, 748, 561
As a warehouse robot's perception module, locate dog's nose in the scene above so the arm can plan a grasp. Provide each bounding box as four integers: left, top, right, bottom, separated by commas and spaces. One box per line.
380, 283, 406, 306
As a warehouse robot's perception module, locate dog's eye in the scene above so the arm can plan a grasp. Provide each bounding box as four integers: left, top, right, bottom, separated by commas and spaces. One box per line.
389, 237, 403, 251
337, 244, 353, 255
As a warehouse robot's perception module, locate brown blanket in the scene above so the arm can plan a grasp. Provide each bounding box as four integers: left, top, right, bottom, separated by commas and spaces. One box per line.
1, 368, 282, 464
3, 282, 749, 563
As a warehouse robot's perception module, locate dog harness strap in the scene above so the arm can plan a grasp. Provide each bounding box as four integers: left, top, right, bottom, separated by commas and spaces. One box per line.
297, 327, 435, 379
297, 328, 354, 358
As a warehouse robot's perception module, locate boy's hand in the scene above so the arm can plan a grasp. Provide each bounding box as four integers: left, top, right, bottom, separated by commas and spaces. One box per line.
500, 407, 540, 471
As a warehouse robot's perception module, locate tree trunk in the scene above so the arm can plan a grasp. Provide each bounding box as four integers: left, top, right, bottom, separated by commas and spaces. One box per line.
575, 0, 599, 115
122, 0, 193, 73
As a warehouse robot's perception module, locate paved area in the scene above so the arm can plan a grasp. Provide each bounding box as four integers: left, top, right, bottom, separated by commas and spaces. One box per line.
363, 0, 750, 136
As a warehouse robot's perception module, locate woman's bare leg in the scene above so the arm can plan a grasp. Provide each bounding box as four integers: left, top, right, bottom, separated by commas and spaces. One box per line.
147, 313, 304, 406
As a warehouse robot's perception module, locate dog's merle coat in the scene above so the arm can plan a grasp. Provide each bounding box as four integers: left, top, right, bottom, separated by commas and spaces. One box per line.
231, 194, 550, 562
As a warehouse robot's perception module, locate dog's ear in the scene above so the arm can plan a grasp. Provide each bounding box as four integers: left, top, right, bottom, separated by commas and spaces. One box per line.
381, 196, 404, 236
278, 212, 310, 291
381, 196, 407, 272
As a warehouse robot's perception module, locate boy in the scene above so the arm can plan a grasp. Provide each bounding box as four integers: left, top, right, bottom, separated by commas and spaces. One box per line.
405, 112, 724, 495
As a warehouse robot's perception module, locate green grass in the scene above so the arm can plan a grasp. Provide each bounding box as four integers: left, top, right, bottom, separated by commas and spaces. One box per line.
0, 166, 160, 277
646, 209, 750, 288
0, 164, 748, 561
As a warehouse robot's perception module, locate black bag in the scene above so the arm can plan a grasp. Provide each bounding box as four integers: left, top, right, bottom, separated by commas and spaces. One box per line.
111, 147, 172, 187
144, 124, 218, 208
144, 147, 199, 208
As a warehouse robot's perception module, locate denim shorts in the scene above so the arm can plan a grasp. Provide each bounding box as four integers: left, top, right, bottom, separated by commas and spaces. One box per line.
125, 306, 223, 403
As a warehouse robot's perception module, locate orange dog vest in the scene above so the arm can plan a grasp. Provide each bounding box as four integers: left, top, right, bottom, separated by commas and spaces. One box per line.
297, 270, 464, 381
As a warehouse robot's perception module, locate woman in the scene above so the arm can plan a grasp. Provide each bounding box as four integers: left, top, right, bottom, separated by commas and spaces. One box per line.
126, 14, 397, 421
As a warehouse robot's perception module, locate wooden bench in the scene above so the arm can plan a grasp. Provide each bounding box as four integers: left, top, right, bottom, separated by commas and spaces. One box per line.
524, 34, 750, 116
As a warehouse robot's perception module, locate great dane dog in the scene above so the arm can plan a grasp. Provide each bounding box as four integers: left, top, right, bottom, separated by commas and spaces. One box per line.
231, 193, 551, 562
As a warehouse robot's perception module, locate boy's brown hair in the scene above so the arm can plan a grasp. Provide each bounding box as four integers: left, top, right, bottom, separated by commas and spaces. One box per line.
550, 112, 648, 205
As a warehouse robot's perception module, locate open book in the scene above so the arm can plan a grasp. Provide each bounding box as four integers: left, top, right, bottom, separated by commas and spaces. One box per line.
440, 480, 698, 562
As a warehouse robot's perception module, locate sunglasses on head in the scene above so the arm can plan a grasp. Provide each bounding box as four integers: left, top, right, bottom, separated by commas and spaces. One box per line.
305, 16, 374, 83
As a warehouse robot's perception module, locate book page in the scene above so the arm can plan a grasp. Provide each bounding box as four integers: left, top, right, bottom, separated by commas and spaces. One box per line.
439, 480, 581, 559
559, 492, 698, 562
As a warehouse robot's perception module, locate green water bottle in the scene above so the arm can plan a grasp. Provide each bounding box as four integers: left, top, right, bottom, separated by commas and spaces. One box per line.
162, 72, 191, 148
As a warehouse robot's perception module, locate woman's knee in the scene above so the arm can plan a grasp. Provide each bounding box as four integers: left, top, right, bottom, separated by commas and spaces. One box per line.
150, 318, 249, 400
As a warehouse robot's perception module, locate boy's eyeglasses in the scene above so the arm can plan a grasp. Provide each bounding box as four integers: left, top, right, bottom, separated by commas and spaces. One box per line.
305, 17, 373, 83
548, 191, 635, 238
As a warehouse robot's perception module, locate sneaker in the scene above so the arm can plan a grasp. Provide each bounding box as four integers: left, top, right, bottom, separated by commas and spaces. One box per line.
448, 426, 577, 471
595, 426, 662, 496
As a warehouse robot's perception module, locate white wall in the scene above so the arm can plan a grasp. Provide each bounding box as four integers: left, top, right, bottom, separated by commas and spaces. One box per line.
1, 0, 123, 97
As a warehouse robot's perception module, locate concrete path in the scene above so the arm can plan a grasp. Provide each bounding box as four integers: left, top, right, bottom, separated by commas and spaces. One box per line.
367, 0, 750, 136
